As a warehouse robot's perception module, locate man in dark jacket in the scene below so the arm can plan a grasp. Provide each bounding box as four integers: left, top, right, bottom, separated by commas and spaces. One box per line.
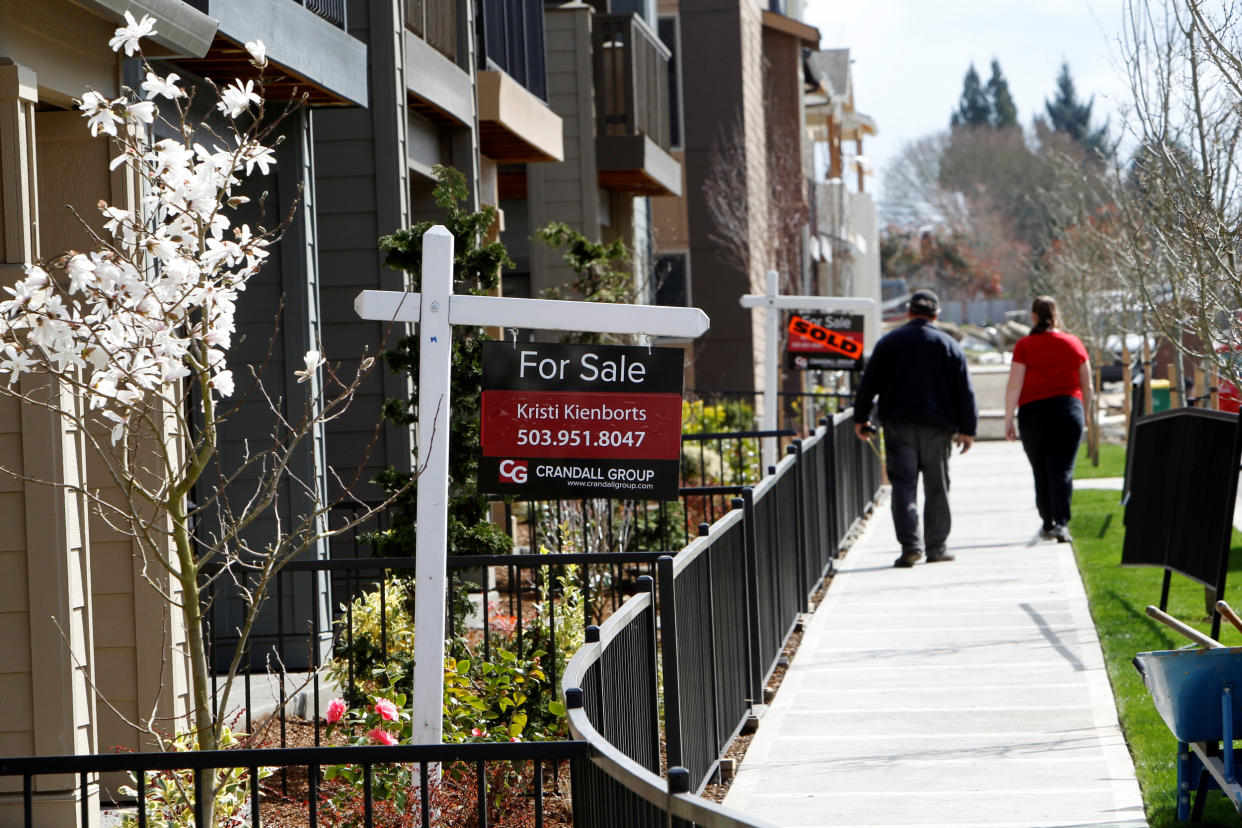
853, 289, 977, 567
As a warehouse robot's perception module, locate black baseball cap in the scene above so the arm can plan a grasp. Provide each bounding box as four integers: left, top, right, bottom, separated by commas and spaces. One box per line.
909, 289, 940, 315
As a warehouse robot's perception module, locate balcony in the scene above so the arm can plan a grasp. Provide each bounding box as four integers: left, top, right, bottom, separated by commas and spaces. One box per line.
297, 0, 346, 28
478, 0, 548, 101
475, 0, 563, 163
405, 0, 457, 63
179, 0, 366, 105
592, 14, 681, 196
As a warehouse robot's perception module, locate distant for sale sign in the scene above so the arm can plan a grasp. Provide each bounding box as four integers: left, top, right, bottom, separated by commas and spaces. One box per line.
479, 341, 684, 500
786, 312, 864, 371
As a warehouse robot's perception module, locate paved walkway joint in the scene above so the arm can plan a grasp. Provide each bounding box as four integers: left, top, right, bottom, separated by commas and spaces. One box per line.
724, 440, 1147, 828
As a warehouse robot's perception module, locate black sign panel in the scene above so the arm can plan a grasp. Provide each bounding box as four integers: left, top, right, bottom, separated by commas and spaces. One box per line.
785, 312, 865, 371
1122, 408, 1241, 589
479, 341, 684, 500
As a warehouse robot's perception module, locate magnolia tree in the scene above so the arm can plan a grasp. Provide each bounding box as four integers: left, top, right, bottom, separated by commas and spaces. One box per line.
0, 11, 405, 776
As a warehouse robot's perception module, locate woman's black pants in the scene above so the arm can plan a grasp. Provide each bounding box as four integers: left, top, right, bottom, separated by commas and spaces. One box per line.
1017, 395, 1084, 529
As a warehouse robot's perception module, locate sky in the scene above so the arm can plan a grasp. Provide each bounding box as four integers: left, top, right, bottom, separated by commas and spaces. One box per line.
802, 0, 1130, 212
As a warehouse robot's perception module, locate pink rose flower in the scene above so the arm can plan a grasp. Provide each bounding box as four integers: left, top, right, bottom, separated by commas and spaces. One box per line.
471, 727, 486, 738
374, 698, 398, 722
509, 736, 521, 743
369, 727, 397, 746
325, 698, 346, 724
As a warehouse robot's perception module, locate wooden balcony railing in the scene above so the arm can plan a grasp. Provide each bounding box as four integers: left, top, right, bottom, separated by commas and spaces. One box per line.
478, 0, 549, 101
405, 0, 459, 63
593, 14, 672, 151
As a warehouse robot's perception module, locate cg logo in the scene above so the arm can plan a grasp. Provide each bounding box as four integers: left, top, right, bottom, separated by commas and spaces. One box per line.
498, 459, 529, 484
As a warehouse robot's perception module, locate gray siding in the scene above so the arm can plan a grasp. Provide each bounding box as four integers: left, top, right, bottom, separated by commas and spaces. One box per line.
529, 4, 599, 296
314, 0, 412, 564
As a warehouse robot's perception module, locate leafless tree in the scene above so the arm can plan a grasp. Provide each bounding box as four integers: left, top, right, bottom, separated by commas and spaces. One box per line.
1108, 0, 1242, 389
703, 106, 809, 294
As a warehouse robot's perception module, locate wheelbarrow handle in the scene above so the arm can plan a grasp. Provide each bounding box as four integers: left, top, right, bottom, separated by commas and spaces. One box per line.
1217, 600, 1242, 636
1146, 605, 1225, 649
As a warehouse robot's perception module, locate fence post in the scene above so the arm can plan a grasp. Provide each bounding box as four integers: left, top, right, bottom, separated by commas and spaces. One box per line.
740, 488, 764, 705
698, 521, 723, 770
655, 560, 682, 773
789, 441, 809, 612
822, 417, 840, 555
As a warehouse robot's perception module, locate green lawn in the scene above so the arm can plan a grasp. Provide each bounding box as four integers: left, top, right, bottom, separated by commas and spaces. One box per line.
1070, 489, 1242, 826
1074, 441, 1127, 479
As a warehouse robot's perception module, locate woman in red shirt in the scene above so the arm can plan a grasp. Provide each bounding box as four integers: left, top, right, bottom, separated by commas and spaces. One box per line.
1003, 296, 1093, 543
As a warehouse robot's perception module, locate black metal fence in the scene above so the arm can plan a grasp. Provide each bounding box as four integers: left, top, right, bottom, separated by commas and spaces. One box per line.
0, 411, 880, 827
565, 413, 882, 807
688, 387, 853, 436
0, 741, 586, 827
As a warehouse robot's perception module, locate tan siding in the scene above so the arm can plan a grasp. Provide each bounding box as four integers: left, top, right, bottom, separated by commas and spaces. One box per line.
0, 612, 32, 672
0, 493, 25, 551
0, 675, 33, 741
0, 552, 27, 610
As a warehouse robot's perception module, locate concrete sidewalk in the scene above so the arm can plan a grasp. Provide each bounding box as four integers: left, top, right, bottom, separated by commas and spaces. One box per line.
724, 440, 1147, 828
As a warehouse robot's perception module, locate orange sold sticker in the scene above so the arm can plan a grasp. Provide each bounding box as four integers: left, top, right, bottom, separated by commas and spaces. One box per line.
788, 314, 863, 358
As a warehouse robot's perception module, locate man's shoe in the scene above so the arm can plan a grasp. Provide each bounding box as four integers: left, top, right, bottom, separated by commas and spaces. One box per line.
1052, 525, 1073, 543
893, 550, 922, 568
925, 551, 955, 563
1039, 525, 1056, 541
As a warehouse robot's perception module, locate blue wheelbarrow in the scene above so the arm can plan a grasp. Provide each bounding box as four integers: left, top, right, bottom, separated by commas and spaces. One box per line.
1135, 603, 1242, 821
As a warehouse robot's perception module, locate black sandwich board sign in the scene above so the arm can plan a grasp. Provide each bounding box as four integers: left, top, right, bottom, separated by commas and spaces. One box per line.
786, 312, 865, 371
479, 341, 684, 500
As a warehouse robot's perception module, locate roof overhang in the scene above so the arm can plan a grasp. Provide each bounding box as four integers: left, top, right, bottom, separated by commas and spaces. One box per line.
761, 10, 820, 46
69, 0, 218, 57
477, 70, 564, 163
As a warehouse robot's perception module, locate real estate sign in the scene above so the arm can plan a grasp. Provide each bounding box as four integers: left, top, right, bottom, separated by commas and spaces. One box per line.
786, 312, 865, 371
479, 341, 684, 500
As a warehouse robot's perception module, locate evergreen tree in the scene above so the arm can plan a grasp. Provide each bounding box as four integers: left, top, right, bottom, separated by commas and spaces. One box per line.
950, 64, 991, 128
1044, 61, 1110, 158
371, 165, 515, 564
986, 59, 1018, 130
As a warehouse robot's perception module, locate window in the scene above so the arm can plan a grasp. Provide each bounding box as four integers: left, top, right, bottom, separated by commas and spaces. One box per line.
654, 252, 689, 307
657, 16, 683, 150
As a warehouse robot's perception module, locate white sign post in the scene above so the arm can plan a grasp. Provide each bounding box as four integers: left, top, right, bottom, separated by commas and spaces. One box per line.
354, 225, 710, 746
740, 269, 876, 471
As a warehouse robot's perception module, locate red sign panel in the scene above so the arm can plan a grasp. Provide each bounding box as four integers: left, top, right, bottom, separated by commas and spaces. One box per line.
479, 342, 685, 500
480, 390, 683, 459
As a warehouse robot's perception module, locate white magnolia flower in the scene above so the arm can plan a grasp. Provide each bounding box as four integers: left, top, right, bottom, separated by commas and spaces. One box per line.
66, 254, 97, 294
294, 349, 324, 383
217, 80, 261, 119
242, 144, 276, 176
245, 40, 268, 68
99, 409, 127, 445
108, 11, 157, 56
0, 347, 35, 386
79, 91, 124, 137
209, 369, 235, 397
125, 101, 156, 134
141, 72, 184, 100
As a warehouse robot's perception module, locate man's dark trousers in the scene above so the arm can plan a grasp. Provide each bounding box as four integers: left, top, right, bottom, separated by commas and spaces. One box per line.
883, 418, 953, 557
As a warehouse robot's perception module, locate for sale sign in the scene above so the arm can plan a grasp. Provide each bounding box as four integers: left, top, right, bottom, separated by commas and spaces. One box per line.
786, 312, 864, 371
479, 341, 684, 500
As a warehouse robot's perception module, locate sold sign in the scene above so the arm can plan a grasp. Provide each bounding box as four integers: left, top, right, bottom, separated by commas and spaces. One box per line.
786, 313, 865, 371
